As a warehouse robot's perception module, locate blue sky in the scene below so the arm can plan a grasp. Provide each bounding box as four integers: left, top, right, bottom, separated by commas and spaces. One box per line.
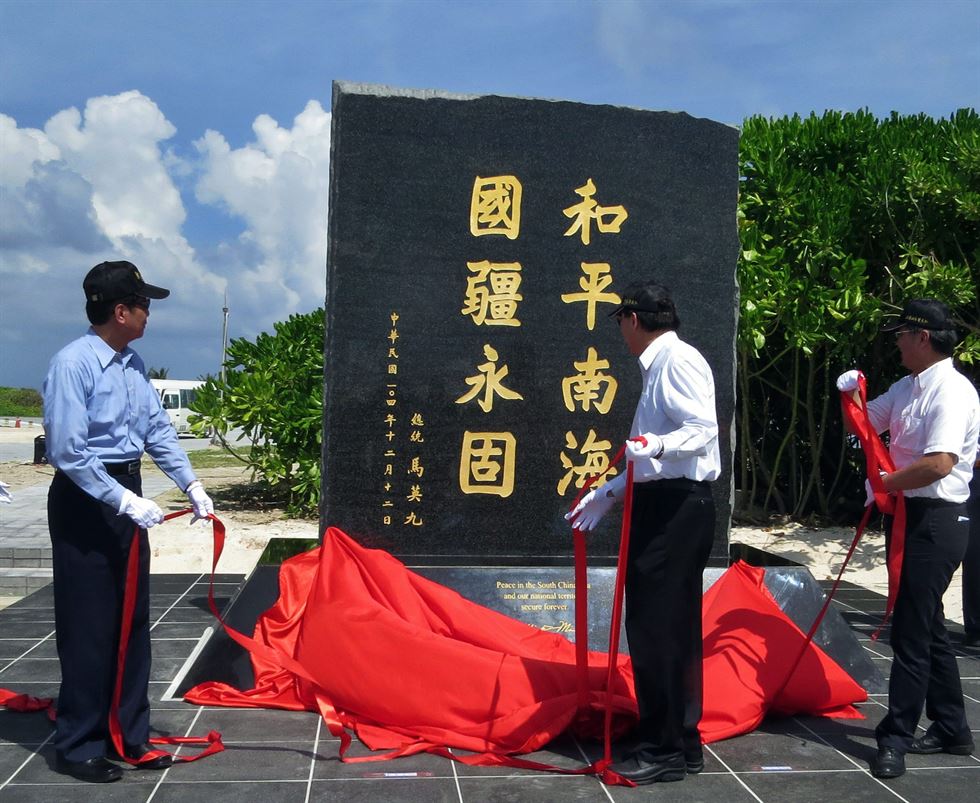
2, 0, 978, 389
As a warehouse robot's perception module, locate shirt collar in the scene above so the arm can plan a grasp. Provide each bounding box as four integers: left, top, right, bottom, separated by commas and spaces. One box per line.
638, 330, 678, 373
84, 328, 133, 368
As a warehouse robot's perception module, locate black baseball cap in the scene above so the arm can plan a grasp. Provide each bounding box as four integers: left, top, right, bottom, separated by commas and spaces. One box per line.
83, 261, 170, 303
607, 281, 679, 329
880, 298, 953, 332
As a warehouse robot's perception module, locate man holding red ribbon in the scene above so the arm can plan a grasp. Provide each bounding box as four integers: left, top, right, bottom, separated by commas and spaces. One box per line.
42, 261, 215, 783
836, 298, 978, 780
566, 281, 720, 785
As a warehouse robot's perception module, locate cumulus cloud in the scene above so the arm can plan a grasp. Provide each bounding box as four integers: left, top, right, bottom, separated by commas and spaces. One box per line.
0, 92, 228, 387
194, 100, 332, 318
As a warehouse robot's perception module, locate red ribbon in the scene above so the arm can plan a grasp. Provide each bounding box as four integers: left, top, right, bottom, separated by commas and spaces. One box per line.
109, 510, 225, 765
839, 373, 905, 638
567, 440, 636, 784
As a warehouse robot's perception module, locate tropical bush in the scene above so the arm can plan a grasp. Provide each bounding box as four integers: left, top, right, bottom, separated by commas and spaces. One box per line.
188, 309, 324, 516
0, 387, 43, 417
737, 109, 979, 520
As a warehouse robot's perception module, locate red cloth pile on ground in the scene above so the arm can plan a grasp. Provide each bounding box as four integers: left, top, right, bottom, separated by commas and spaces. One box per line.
186, 527, 865, 761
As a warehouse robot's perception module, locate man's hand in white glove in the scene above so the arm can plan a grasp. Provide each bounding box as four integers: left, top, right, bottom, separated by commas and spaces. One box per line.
865, 472, 889, 507
186, 480, 214, 524
836, 370, 862, 392
564, 488, 617, 532
625, 433, 664, 461
118, 489, 164, 529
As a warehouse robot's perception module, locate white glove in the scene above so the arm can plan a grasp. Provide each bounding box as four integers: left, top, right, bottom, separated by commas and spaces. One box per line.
186, 480, 214, 524
118, 489, 164, 529
836, 370, 862, 392
625, 433, 664, 461
565, 488, 617, 532
865, 472, 889, 507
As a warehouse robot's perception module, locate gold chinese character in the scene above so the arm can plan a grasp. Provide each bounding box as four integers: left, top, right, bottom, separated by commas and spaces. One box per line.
562, 347, 618, 413
388, 329, 399, 344
561, 262, 620, 330
461, 261, 523, 327
383, 515, 392, 526
410, 430, 424, 443
384, 414, 396, 426
384, 464, 393, 476
382, 500, 394, 508
408, 457, 424, 478
557, 429, 618, 496
459, 431, 516, 497
410, 413, 425, 427
456, 344, 524, 413
385, 430, 395, 441
388, 347, 399, 359
404, 511, 424, 526
470, 175, 522, 239
563, 179, 628, 245
388, 364, 398, 375
390, 312, 400, 325
407, 485, 423, 502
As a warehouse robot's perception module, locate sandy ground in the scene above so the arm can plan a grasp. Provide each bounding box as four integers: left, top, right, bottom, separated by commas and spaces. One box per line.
0, 425, 965, 624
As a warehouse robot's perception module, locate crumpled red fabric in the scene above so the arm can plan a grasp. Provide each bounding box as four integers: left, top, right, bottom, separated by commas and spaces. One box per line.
185, 528, 865, 760
700, 561, 866, 742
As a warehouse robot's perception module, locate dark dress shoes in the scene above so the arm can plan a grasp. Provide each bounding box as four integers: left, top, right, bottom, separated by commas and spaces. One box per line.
609, 752, 686, 784
111, 742, 173, 770
685, 748, 705, 774
908, 731, 975, 756
54, 755, 122, 783
870, 747, 905, 779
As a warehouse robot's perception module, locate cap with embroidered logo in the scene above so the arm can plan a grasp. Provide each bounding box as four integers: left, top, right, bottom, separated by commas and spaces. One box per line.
880, 298, 952, 332
83, 261, 170, 303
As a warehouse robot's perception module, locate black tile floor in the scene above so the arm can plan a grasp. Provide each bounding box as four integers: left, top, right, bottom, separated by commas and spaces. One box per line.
1, 575, 977, 802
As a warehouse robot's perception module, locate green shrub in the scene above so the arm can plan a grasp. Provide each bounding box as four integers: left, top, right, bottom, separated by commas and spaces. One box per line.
0, 387, 43, 418
188, 310, 324, 516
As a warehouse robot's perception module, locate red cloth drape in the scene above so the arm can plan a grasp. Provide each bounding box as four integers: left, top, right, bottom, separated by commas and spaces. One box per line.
186, 528, 865, 759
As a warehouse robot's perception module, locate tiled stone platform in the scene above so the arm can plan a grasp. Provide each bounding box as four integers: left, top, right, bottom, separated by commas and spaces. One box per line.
1, 574, 977, 801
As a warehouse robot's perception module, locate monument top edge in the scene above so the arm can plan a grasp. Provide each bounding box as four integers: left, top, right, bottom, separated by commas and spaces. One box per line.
331, 80, 738, 131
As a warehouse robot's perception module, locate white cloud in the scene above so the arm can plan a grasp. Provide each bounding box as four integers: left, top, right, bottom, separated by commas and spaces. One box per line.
0, 92, 230, 387
194, 100, 332, 316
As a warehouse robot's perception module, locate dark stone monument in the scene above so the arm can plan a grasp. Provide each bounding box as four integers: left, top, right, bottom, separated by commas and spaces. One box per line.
176, 85, 880, 702
322, 82, 740, 568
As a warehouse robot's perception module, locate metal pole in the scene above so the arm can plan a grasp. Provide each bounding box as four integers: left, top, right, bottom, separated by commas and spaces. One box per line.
220, 292, 230, 385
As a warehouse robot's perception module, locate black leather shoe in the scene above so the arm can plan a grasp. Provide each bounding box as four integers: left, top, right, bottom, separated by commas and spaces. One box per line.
908, 731, 975, 756
609, 752, 686, 784
110, 742, 173, 770
54, 755, 122, 783
685, 748, 704, 774
870, 747, 905, 779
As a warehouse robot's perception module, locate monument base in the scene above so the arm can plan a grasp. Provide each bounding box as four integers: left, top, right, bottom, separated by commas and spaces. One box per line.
171, 538, 884, 698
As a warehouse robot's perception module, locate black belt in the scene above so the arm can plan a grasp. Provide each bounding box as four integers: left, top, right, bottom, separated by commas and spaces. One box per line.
904, 496, 962, 509
635, 477, 710, 492
104, 460, 141, 476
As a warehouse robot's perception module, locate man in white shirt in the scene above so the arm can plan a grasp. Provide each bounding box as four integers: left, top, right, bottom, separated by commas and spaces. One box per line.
567, 281, 720, 784
837, 298, 979, 779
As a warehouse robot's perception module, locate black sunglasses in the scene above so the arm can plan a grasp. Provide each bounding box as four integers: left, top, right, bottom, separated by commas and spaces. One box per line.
123, 295, 151, 311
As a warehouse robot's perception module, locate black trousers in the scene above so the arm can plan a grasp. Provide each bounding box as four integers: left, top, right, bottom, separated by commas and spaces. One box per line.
963, 474, 980, 637
876, 497, 971, 751
625, 480, 715, 759
48, 471, 151, 762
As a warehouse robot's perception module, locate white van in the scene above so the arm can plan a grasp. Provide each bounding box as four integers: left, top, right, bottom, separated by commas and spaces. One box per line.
150, 379, 203, 436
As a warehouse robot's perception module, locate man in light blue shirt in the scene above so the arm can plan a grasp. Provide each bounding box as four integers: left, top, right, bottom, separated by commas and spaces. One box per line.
43, 260, 214, 783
